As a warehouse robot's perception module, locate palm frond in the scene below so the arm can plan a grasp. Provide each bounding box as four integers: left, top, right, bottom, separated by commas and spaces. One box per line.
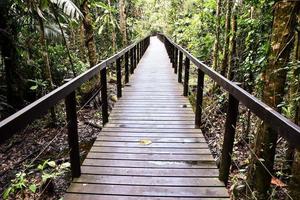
50, 0, 83, 20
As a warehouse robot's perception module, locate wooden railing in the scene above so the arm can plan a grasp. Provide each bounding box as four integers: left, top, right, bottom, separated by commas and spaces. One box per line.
157, 33, 300, 185
0, 36, 150, 178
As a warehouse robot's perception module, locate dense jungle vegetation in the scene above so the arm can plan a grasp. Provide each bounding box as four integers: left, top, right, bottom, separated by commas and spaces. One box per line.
0, 0, 300, 199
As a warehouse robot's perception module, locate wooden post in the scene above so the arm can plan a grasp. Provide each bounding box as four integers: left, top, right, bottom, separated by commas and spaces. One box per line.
116, 57, 122, 98
219, 94, 239, 185
100, 67, 109, 124
172, 46, 175, 68
130, 49, 134, 74
125, 52, 129, 84
178, 51, 183, 83
134, 46, 137, 70
195, 68, 204, 128
183, 57, 190, 96
65, 91, 81, 178
174, 49, 178, 74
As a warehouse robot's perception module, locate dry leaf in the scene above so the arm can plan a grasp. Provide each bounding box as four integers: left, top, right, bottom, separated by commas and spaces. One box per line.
271, 177, 286, 187
139, 139, 152, 145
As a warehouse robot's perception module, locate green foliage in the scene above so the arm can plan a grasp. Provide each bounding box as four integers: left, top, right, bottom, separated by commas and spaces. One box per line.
3, 160, 70, 199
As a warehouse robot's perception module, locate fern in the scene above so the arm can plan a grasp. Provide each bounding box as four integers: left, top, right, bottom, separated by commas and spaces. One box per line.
50, 0, 83, 20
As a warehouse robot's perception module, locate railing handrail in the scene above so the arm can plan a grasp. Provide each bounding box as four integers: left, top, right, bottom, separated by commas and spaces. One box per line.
0, 36, 150, 143
158, 33, 300, 149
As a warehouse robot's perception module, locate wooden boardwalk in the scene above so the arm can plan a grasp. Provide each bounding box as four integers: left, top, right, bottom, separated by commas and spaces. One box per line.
64, 37, 229, 199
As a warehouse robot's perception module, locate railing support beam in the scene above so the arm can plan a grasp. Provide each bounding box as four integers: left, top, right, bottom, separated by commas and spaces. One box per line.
219, 94, 239, 185
65, 91, 81, 178
116, 57, 122, 98
195, 69, 204, 128
125, 52, 129, 84
178, 51, 183, 83
183, 57, 190, 96
101, 68, 109, 124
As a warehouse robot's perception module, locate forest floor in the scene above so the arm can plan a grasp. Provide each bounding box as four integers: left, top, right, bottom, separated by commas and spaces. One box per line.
0, 81, 118, 199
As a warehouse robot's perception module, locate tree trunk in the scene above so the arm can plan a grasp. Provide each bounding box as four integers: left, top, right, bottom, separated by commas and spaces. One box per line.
212, 0, 221, 70
108, 0, 117, 53
81, 0, 98, 68
78, 23, 87, 62
247, 2, 299, 199
119, 0, 127, 47
220, 0, 232, 76
80, 0, 100, 103
227, 5, 237, 80
288, 12, 300, 200
0, 3, 24, 113
38, 16, 56, 123
38, 16, 54, 88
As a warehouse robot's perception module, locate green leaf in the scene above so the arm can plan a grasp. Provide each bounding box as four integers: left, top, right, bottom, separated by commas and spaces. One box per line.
29, 184, 37, 193
3, 187, 12, 199
47, 161, 56, 168
30, 85, 38, 90
60, 162, 71, 169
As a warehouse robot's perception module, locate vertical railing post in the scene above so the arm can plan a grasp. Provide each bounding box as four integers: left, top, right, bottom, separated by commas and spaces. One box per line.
172, 46, 175, 68
125, 52, 129, 84
174, 48, 178, 74
100, 67, 109, 124
116, 57, 122, 98
134, 46, 137, 70
65, 91, 81, 178
183, 57, 190, 96
178, 51, 183, 83
137, 43, 140, 62
195, 68, 204, 128
130, 48, 134, 74
219, 94, 239, 185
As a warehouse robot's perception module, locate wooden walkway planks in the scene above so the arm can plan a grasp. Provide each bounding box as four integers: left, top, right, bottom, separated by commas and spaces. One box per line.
64, 37, 229, 199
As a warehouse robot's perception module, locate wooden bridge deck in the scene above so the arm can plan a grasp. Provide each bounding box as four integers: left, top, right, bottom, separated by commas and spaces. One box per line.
64, 37, 229, 199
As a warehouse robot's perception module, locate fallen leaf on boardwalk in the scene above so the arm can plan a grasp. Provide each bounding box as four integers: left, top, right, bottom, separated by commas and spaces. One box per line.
111, 95, 118, 102
139, 139, 152, 145
271, 177, 286, 187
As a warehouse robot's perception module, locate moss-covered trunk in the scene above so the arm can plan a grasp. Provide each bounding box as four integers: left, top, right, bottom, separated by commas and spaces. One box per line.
212, 0, 221, 70
247, 2, 299, 199
288, 12, 300, 200
80, 0, 100, 102
227, 5, 237, 80
220, 0, 232, 76
119, 0, 127, 47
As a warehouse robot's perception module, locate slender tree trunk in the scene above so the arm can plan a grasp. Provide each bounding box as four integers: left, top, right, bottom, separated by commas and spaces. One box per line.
81, 0, 98, 68
51, 5, 76, 77
119, 0, 127, 47
227, 5, 237, 80
212, 0, 221, 70
38, 16, 54, 88
0, 3, 24, 112
38, 16, 56, 123
220, 0, 232, 76
108, 0, 117, 53
247, 2, 299, 199
78, 23, 87, 62
80, 0, 100, 103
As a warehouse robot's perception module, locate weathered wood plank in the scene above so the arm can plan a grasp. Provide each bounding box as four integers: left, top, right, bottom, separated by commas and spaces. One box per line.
90, 146, 210, 154
64, 194, 230, 200
86, 153, 214, 161
96, 136, 206, 143
67, 183, 228, 197
82, 159, 217, 169
73, 174, 225, 186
